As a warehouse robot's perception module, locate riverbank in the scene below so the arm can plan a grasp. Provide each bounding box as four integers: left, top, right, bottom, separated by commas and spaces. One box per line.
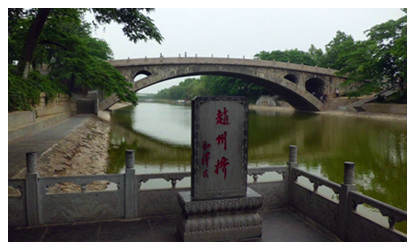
249, 104, 407, 121
108, 102, 133, 111
12, 116, 111, 192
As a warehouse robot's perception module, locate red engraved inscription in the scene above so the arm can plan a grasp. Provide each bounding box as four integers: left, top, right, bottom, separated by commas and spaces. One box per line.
203, 141, 211, 150
216, 131, 227, 151
216, 107, 230, 125
214, 157, 229, 180
201, 140, 211, 178
202, 151, 210, 167
203, 169, 209, 178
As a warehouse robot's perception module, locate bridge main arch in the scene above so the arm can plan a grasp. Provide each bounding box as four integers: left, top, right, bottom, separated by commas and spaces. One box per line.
101, 58, 333, 111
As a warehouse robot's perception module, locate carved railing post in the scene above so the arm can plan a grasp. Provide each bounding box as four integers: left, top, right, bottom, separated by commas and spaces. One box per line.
287, 145, 297, 205
125, 149, 137, 219
338, 161, 357, 241
25, 152, 39, 225
288, 145, 297, 166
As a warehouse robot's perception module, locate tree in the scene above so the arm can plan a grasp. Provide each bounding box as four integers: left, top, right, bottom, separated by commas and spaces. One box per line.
8, 8, 163, 109
364, 9, 407, 90
91, 8, 163, 43
14, 8, 163, 78
331, 9, 407, 96
19, 8, 51, 78
154, 75, 273, 103
308, 44, 324, 67
320, 31, 355, 69
254, 49, 317, 66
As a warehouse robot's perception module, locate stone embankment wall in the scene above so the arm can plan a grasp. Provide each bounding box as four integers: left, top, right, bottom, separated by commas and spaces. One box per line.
362, 103, 406, 115
12, 116, 110, 194
34, 93, 73, 117
36, 117, 110, 178
8, 93, 74, 143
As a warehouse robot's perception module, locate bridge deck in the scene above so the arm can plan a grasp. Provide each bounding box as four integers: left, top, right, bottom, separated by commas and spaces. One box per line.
109, 57, 340, 77
8, 207, 339, 242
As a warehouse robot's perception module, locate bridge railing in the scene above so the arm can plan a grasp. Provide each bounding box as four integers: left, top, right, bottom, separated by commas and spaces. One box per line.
8, 146, 406, 241
108, 55, 340, 76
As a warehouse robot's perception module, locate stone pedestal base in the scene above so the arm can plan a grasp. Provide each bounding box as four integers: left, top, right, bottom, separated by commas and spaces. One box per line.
177, 188, 263, 241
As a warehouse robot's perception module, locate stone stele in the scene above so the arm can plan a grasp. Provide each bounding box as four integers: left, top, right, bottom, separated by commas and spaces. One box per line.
177, 96, 263, 241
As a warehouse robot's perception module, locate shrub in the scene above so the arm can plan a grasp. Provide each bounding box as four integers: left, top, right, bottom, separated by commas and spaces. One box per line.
8, 65, 67, 112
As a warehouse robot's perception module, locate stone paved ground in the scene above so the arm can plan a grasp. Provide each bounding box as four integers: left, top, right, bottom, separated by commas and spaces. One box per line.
8, 208, 340, 242
8, 115, 105, 179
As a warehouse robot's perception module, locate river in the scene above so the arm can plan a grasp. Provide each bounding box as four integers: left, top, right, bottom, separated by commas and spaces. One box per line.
107, 102, 406, 229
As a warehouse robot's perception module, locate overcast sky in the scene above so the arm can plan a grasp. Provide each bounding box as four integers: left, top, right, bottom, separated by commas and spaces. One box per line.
88, 8, 406, 94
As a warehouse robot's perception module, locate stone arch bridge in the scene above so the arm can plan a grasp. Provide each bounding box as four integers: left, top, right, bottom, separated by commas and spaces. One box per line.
101, 57, 347, 111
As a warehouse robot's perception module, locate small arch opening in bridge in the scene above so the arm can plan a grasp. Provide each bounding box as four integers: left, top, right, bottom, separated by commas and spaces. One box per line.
284, 74, 298, 84
134, 70, 152, 82
305, 78, 325, 99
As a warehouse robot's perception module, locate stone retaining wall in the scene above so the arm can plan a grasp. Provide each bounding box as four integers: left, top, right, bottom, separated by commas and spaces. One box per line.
34, 93, 72, 118
8, 93, 73, 143
362, 103, 406, 115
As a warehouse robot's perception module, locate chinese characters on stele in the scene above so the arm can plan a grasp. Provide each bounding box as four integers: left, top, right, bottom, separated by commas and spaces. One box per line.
202, 107, 230, 180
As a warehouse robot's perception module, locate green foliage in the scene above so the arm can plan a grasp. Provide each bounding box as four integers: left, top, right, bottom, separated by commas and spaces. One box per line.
8, 65, 66, 112
8, 9, 32, 65
308, 44, 324, 66
154, 78, 205, 100
91, 8, 163, 44
323, 10, 406, 98
154, 76, 273, 103
8, 8, 163, 111
365, 13, 407, 88
320, 31, 355, 69
254, 48, 317, 66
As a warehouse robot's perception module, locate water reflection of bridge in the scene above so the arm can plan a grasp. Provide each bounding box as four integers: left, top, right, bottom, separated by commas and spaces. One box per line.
108, 111, 319, 172
108, 122, 191, 173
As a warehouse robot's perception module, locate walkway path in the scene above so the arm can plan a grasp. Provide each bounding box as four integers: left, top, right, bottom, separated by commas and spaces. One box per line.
8, 115, 92, 179
346, 88, 398, 112
8, 208, 340, 242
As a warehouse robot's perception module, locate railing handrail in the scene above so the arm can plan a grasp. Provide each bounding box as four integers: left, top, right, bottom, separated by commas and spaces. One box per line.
11, 166, 286, 184
108, 56, 339, 77
348, 190, 407, 230
291, 166, 341, 194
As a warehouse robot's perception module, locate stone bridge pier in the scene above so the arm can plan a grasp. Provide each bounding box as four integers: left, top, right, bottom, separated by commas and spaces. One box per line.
100, 57, 347, 112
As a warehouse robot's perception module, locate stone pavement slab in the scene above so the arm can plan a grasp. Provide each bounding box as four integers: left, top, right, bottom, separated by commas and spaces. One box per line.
8, 208, 340, 242
8, 115, 92, 178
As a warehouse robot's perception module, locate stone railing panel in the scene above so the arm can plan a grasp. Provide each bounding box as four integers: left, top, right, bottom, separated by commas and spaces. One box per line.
290, 182, 339, 234
136, 172, 190, 189
348, 191, 407, 231
291, 167, 341, 196
8, 179, 26, 226
347, 210, 407, 242
38, 175, 125, 224
247, 166, 287, 183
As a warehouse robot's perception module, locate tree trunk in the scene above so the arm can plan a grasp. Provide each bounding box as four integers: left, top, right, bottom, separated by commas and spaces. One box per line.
19, 8, 51, 79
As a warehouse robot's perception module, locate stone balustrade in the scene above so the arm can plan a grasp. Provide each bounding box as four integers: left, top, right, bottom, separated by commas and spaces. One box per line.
8, 146, 407, 241
109, 56, 340, 77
